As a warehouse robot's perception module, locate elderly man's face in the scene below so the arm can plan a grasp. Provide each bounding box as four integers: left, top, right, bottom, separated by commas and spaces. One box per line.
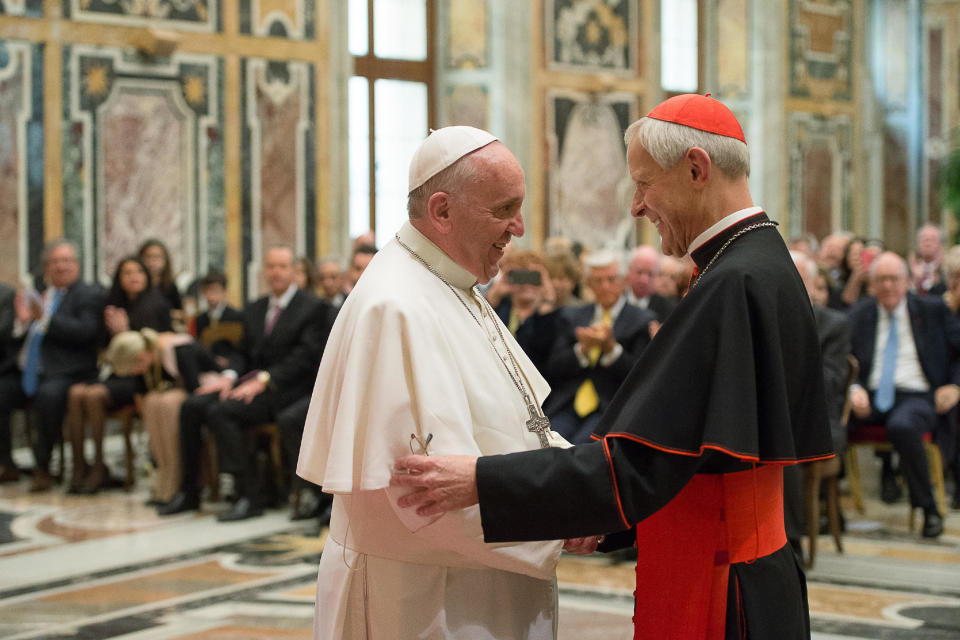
46, 244, 80, 289
447, 143, 525, 284
627, 140, 692, 257
588, 263, 623, 310
627, 248, 658, 298
264, 247, 295, 296
917, 227, 942, 261
871, 253, 909, 313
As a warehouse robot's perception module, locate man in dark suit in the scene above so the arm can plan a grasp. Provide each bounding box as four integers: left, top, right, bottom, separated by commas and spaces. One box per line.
848, 251, 960, 538
0, 240, 104, 490
625, 245, 678, 322
0, 283, 20, 481
159, 246, 332, 521
544, 251, 656, 443
192, 270, 244, 367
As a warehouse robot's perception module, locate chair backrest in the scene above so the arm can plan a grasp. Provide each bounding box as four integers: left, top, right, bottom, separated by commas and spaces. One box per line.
840, 354, 860, 428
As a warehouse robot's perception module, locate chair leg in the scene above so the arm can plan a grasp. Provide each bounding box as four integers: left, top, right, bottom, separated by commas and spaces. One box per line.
825, 476, 843, 553
845, 447, 865, 513
804, 465, 821, 569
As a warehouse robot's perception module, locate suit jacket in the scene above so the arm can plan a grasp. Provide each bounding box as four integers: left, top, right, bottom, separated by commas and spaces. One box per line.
813, 304, 852, 452
848, 293, 960, 393
543, 301, 656, 416
195, 305, 244, 359
237, 290, 334, 408
494, 296, 568, 374
0, 284, 19, 377
41, 281, 105, 380
628, 291, 678, 322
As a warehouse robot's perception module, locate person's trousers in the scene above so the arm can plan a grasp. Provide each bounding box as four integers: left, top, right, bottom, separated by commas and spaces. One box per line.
860, 391, 938, 511
177, 391, 220, 495
0, 371, 76, 471
276, 395, 310, 487
205, 393, 274, 501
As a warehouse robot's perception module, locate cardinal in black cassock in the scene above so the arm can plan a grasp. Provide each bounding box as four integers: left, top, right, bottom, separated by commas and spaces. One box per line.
392, 94, 834, 640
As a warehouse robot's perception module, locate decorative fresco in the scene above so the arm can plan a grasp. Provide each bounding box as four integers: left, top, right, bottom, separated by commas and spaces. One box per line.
0, 40, 44, 285
63, 0, 219, 31
715, 0, 749, 100
444, 83, 489, 129
789, 0, 853, 101
447, 0, 487, 69
241, 56, 315, 299
926, 24, 947, 225
239, 0, 316, 40
0, 0, 44, 16
545, 0, 637, 74
788, 113, 852, 241
546, 88, 638, 251
62, 46, 224, 286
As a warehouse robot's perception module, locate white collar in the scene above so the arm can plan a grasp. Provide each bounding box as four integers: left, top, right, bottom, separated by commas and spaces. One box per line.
397, 221, 479, 291
688, 206, 765, 255
269, 283, 298, 309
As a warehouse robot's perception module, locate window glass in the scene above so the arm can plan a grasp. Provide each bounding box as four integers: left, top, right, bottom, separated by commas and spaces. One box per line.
374, 79, 428, 247
661, 0, 698, 92
349, 0, 369, 56
348, 77, 371, 239
373, 0, 428, 60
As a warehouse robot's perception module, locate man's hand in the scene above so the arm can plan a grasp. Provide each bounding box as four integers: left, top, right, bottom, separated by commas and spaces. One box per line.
228, 378, 267, 404
595, 324, 615, 354
390, 454, 479, 517
103, 305, 130, 335
563, 536, 601, 555
850, 386, 871, 419
195, 375, 233, 398
575, 326, 602, 352
15, 289, 41, 324
935, 384, 960, 414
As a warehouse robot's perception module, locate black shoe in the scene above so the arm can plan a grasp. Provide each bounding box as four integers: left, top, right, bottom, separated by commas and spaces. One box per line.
951, 494, 960, 511
217, 497, 263, 522
157, 491, 200, 516
922, 510, 944, 538
881, 470, 903, 503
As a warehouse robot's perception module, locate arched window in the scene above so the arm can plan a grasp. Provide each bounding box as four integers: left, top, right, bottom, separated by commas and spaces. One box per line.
349, 0, 436, 248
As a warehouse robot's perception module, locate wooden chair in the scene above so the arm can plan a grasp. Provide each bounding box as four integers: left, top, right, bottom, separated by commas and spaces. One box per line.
58, 404, 141, 491
254, 423, 288, 506
803, 354, 857, 568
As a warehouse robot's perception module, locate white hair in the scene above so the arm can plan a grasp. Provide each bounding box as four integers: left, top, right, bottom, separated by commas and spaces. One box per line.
624, 117, 750, 178
407, 152, 482, 220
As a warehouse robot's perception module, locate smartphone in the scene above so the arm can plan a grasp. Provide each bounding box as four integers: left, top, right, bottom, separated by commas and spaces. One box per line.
507, 269, 542, 286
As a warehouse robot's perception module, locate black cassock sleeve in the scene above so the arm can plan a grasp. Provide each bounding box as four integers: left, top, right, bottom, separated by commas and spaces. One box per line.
477, 438, 731, 542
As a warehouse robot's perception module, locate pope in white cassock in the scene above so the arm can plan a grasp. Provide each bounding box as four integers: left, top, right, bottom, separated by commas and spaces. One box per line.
297, 126, 577, 639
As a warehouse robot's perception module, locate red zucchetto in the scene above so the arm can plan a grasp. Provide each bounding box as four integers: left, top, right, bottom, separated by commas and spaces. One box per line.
646, 93, 746, 144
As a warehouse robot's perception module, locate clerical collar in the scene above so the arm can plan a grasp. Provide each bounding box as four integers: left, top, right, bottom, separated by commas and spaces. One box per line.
688, 206, 764, 257
689, 207, 767, 269
397, 221, 478, 291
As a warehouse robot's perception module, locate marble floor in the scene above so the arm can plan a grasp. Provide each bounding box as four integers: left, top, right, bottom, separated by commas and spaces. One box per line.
0, 437, 958, 639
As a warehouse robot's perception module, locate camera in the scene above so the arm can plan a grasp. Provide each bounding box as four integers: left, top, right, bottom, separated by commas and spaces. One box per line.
507, 269, 542, 286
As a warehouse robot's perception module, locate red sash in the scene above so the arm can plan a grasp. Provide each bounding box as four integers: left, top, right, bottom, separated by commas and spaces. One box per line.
632, 465, 787, 639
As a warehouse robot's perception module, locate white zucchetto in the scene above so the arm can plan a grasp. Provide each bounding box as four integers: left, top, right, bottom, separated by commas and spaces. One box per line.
408, 126, 498, 192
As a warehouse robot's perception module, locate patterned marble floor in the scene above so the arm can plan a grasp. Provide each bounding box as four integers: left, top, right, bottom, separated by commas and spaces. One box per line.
0, 439, 957, 639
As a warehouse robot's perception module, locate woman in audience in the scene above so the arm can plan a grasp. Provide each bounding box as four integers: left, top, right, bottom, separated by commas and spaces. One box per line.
138, 239, 183, 319
64, 257, 172, 493
836, 236, 871, 307
294, 256, 318, 294
546, 254, 582, 308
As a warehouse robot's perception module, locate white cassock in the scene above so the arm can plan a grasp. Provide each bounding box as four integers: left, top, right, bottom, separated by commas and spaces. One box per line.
297, 221, 568, 640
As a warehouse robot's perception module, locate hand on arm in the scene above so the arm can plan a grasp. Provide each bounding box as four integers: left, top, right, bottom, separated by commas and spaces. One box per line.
390, 454, 479, 517
563, 535, 602, 555
227, 377, 267, 403
195, 374, 233, 398
850, 385, 871, 419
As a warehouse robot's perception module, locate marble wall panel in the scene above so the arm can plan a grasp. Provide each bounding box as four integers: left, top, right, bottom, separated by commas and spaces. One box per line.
63, 46, 223, 285
716, 0, 749, 99
239, 0, 316, 40
545, 0, 637, 74
242, 57, 315, 299
926, 25, 946, 225
444, 83, 489, 129
63, 0, 220, 31
546, 89, 637, 251
0, 0, 44, 16
788, 113, 852, 240
789, 0, 852, 101
884, 126, 910, 254
0, 41, 43, 285
447, 0, 488, 69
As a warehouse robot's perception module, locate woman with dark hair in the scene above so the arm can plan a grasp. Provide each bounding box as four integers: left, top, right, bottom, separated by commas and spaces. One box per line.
294, 256, 318, 294
138, 239, 183, 312
835, 236, 870, 308
63, 256, 172, 493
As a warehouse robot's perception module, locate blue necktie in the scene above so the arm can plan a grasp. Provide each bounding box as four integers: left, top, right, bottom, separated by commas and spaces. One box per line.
21, 289, 63, 397
874, 311, 898, 413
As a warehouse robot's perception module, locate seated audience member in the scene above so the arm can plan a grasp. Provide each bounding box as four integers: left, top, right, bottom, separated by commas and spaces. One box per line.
543, 251, 656, 444
277, 395, 332, 523
293, 256, 318, 294
848, 252, 960, 538
0, 284, 19, 481
941, 244, 960, 509
191, 270, 243, 366
0, 240, 104, 491
316, 258, 345, 308
836, 237, 871, 308
343, 244, 377, 296
139, 239, 183, 326
159, 246, 333, 521
818, 231, 853, 283
65, 256, 172, 493
546, 254, 582, 308
654, 254, 687, 299
788, 232, 819, 257
488, 251, 566, 373
784, 251, 853, 554
910, 224, 947, 296
625, 245, 678, 322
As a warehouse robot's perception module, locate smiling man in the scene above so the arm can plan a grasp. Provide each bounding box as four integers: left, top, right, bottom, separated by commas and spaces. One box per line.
297, 126, 572, 639
391, 96, 834, 639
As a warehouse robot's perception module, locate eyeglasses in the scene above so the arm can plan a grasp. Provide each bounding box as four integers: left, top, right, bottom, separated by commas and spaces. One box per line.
409, 433, 433, 455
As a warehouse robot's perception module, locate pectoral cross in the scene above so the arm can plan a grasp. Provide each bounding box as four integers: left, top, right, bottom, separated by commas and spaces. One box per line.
526, 403, 551, 448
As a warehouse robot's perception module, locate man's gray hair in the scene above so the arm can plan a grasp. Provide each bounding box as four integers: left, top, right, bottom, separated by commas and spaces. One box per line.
407, 152, 482, 220
868, 251, 909, 280
624, 117, 750, 178
43, 238, 80, 263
